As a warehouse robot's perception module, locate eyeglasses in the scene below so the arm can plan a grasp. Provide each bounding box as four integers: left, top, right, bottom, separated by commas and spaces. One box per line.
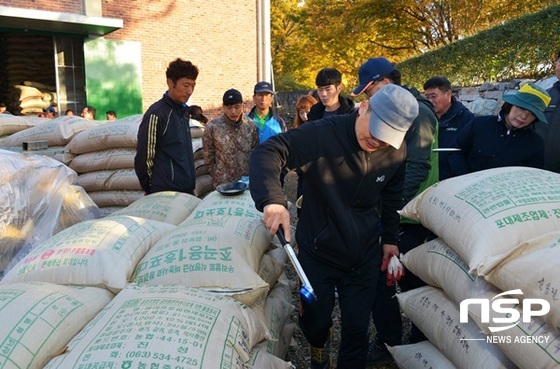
364, 79, 384, 98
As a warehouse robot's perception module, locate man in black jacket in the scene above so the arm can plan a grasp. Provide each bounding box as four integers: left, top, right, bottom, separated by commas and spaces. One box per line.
135, 58, 199, 194
308, 67, 355, 121
297, 68, 355, 211
424, 76, 474, 180
250, 84, 418, 369
536, 51, 560, 173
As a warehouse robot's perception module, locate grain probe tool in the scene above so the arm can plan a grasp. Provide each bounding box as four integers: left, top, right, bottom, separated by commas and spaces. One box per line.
276, 226, 317, 304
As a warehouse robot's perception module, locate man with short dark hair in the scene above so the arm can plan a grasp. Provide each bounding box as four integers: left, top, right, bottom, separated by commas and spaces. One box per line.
424, 76, 474, 180
250, 84, 418, 369
135, 58, 199, 194
308, 68, 355, 121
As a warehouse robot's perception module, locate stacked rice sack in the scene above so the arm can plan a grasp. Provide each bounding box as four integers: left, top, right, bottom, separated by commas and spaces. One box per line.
66, 114, 145, 210
190, 119, 213, 198
0, 115, 99, 161
0, 149, 99, 278
12, 83, 57, 116
65, 115, 211, 211
130, 189, 295, 367
0, 191, 194, 368
0, 113, 44, 138
393, 167, 560, 369
0, 188, 295, 368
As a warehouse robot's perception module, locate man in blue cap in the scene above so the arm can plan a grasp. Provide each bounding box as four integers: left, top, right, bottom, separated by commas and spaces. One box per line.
247, 81, 286, 144
353, 57, 439, 364
44, 106, 56, 119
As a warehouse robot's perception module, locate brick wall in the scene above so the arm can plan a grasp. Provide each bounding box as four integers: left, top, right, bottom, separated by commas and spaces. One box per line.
102, 0, 258, 113
0, 0, 82, 13
1, 0, 258, 113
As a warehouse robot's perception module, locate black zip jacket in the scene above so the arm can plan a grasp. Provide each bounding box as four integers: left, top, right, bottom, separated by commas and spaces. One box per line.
135, 93, 195, 194
307, 95, 356, 122
250, 112, 406, 270
536, 80, 560, 173
449, 112, 544, 176
438, 97, 474, 179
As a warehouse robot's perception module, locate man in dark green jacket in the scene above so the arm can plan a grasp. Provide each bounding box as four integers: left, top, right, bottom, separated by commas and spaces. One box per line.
353, 57, 439, 364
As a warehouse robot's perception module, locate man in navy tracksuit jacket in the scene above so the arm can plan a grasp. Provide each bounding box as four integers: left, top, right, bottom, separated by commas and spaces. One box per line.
249, 84, 418, 369
135, 59, 199, 195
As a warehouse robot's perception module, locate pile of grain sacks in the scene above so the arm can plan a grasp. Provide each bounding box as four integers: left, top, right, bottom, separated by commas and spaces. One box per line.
64, 115, 212, 211
0, 113, 212, 209
0, 114, 100, 165
391, 167, 560, 369
0, 113, 46, 138
0, 189, 295, 369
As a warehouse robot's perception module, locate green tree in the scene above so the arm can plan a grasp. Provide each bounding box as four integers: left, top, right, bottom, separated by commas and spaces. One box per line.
271, 0, 558, 91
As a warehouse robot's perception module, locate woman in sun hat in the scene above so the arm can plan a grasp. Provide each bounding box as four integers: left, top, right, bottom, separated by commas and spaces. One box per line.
448, 82, 551, 176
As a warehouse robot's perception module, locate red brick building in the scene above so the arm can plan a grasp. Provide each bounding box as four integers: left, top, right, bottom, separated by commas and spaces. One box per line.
0, 0, 267, 118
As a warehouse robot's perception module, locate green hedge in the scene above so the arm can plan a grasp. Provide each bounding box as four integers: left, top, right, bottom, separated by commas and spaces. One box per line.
397, 5, 560, 88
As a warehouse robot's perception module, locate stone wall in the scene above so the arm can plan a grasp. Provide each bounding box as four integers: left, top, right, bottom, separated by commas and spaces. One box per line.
455, 75, 558, 116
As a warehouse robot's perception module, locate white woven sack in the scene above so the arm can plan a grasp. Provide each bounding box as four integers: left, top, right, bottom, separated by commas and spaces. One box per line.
254, 318, 296, 362
69, 148, 136, 173
467, 291, 560, 369
44, 284, 269, 369
111, 191, 201, 225
0, 114, 36, 136
48, 145, 76, 165
277, 322, 296, 360
0, 116, 100, 146
88, 190, 144, 207
65, 114, 141, 154
105, 168, 142, 190
14, 84, 42, 100
246, 349, 294, 369
194, 174, 214, 198
74, 169, 141, 192
0, 282, 113, 369
182, 189, 262, 225
133, 215, 271, 305
1, 215, 175, 293
387, 341, 457, 369
401, 238, 498, 305
74, 170, 113, 191
483, 230, 560, 331
192, 137, 203, 159
397, 286, 515, 369
251, 280, 295, 358
258, 250, 286, 289
400, 167, 560, 274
